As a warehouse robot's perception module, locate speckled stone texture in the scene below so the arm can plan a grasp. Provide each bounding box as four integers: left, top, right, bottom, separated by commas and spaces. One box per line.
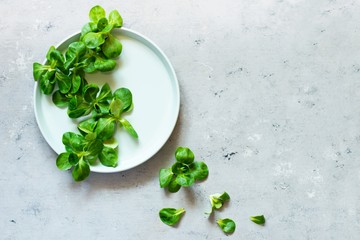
2, 0, 360, 239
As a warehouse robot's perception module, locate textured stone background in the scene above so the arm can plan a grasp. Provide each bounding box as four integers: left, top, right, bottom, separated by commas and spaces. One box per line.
1, 0, 360, 239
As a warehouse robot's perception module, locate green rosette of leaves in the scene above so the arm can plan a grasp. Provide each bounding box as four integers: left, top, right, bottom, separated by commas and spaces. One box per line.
159, 147, 209, 193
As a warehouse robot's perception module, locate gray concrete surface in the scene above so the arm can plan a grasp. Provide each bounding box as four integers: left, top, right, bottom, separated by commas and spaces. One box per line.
1, 0, 360, 239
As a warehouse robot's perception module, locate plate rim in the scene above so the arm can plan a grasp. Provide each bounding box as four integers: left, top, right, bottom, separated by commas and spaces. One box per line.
33, 27, 180, 173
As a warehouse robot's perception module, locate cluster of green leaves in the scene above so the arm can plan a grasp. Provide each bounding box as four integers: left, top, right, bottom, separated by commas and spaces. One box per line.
159, 208, 185, 226
33, 5, 138, 181
76, 85, 138, 138
56, 132, 114, 181
159, 147, 209, 193
81, 5, 123, 60
34, 35, 120, 96
34, 6, 123, 108
56, 84, 138, 181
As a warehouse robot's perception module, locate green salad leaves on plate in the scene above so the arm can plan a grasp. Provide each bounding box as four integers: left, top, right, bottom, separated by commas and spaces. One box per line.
33, 5, 137, 181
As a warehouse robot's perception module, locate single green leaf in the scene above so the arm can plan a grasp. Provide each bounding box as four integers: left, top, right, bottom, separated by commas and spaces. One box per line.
102, 34, 122, 59
95, 117, 116, 141
83, 32, 106, 49
94, 57, 116, 72
55, 71, 71, 94
103, 138, 119, 149
43, 69, 56, 82
68, 95, 79, 110
52, 90, 69, 108
94, 101, 110, 114
102, 23, 114, 33
83, 83, 99, 102
72, 158, 90, 181
159, 168, 173, 188
81, 22, 98, 36
113, 88, 132, 112
159, 208, 185, 226
69, 41, 86, 54
98, 83, 112, 101
85, 132, 97, 141
83, 56, 97, 73
84, 139, 103, 157
217, 192, 230, 202
89, 5, 106, 23
119, 118, 138, 138
78, 118, 98, 135
67, 107, 88, 118
64, 41, 86, 69
70, 74, 82, 94
250, 215, 266, 225
108, 10, 123, 28
62, 132, 85, 153
217, 218, 236, 234
97, 17, 108, 31
49, 49, 65, 66
176, 173, 194, 187
67, 101, 90, 118
168, 176, 181, 193
67, 95, 91, 118
99, 146, 118, 167
175, 147, 195, 164
39, 72, 55, 95
46, 46, 56, 61
56, 152, 72, 171
189, 161, 209, 181
68, 153, 79, 165
84, 155, 98, 166
33, 62, 49, 81
110, 98, 123, 118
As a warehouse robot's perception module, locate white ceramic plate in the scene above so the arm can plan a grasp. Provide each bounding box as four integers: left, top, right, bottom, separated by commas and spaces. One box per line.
34, 28, 180, 173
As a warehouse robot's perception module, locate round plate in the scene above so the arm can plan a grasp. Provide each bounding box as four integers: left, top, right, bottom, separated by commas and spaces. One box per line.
34, 28, 180, 173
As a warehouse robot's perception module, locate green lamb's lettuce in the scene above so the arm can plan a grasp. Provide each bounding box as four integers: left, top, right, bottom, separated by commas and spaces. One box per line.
217, 218, 236, 234
208, 192, 230, 214
81, 5, 123, 61
33, 5, 125, 99
58, 84, 138, 181
34, 5, 137, 182
102, 34, 123, 59
33, 46, 64, 95
56, 131, 119, 181
56, 132, 101, 181
159, 208, 186, 226
71, 85, 138, 138
250, 215, 266, 225
159, 147, 209, 193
